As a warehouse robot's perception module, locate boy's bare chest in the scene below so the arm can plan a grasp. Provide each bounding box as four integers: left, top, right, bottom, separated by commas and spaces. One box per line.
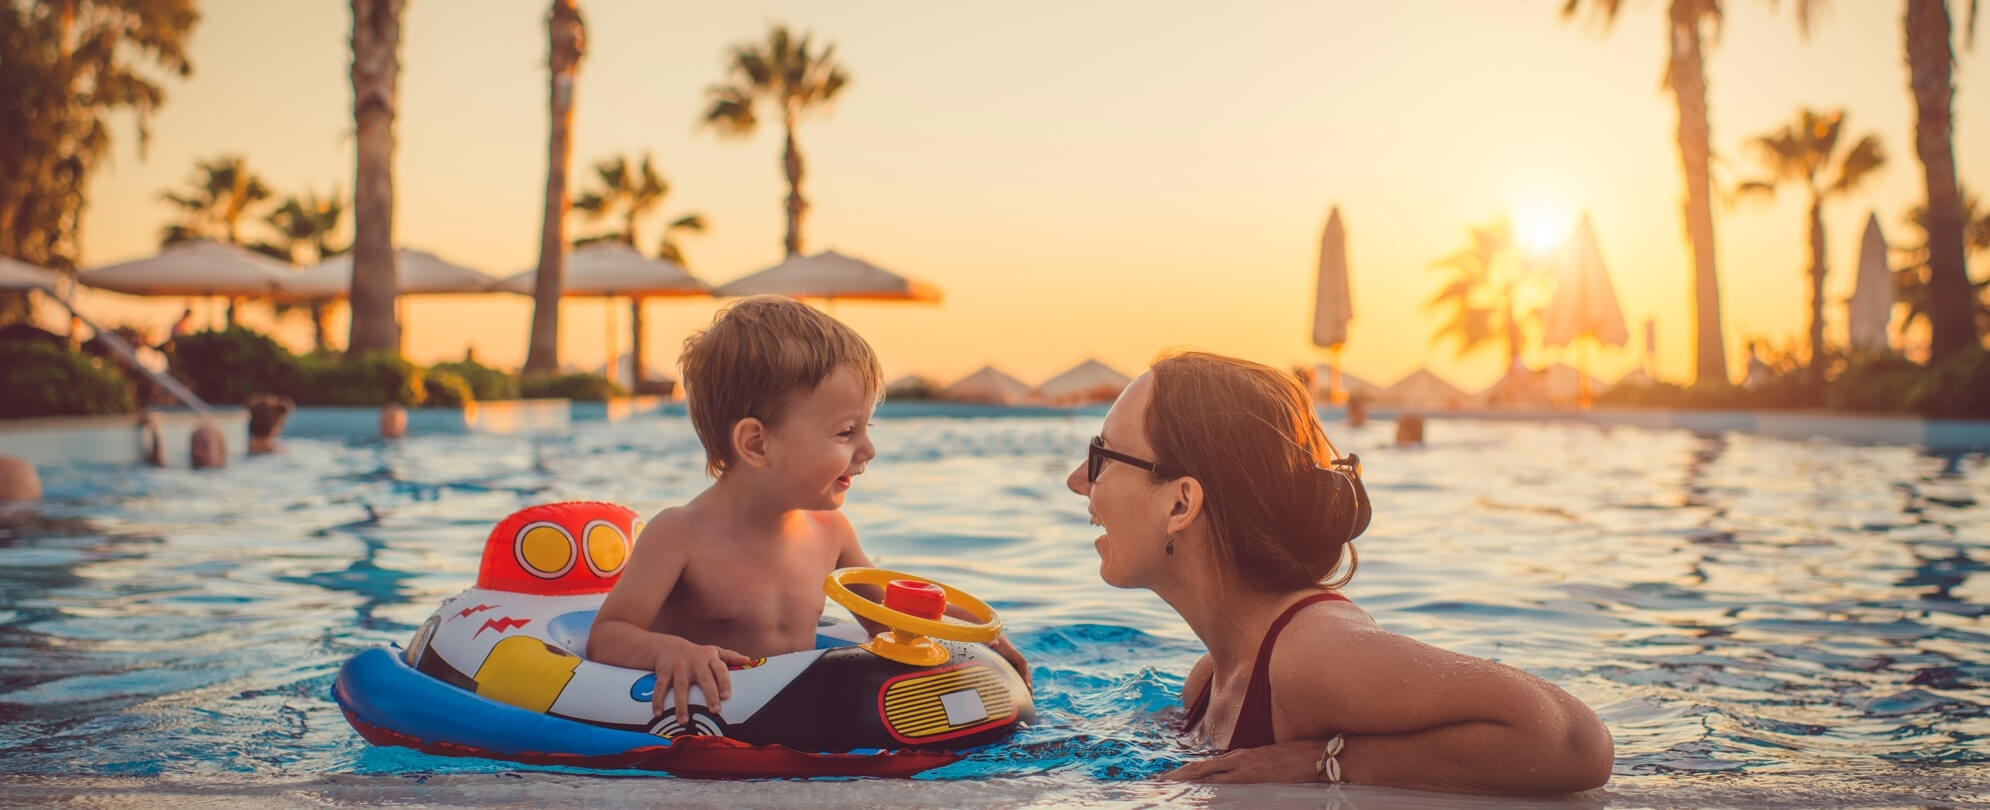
660, 539, 841, 647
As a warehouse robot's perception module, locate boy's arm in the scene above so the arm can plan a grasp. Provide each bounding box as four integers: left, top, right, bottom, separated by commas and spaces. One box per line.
589, 511, 751, 724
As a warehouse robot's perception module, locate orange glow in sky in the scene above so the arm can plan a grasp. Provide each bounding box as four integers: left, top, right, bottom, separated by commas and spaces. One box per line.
62, 0, 1990, 391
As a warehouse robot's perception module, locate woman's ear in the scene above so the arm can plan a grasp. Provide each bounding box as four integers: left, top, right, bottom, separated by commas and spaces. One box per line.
1165, 476, 1204, 535
732, 417, 769, 468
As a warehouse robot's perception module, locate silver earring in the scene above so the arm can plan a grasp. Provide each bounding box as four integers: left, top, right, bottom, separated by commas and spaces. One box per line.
1164, 531, 1175, 556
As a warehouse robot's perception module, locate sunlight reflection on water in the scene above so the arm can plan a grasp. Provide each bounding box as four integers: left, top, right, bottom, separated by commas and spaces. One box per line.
1, 411, 1986, 806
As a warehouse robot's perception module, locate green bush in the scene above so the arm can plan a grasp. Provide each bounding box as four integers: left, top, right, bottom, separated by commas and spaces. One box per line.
296, 352, 426, 407
170, 327, 304, 406
431, 359, 518, 401
885, 374, 942, 401
1824, 353, 1925, 413
520, 372, 625, 402
1907, 347, 1990, 420
0, 341, 134, 418
421, 369, 474, 409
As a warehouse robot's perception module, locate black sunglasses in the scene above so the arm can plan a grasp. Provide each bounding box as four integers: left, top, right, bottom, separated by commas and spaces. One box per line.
1087, 435, 1180, 483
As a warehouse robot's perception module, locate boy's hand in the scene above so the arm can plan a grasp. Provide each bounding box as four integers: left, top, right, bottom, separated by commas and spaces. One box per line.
988, 633, 1032, 690
650, 636, 754, 726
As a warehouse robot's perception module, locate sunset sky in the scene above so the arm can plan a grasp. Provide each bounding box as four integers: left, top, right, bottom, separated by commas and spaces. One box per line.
66, 0, 1990, 391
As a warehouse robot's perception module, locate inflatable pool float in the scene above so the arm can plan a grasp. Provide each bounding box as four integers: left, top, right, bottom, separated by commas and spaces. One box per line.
333, 502, 1035, 777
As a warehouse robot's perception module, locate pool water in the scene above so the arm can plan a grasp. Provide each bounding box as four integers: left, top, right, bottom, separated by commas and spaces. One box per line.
2, 410, 1987, 807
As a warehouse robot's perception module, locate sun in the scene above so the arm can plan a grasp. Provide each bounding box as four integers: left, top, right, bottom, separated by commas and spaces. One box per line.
1512, 201, 1576, 254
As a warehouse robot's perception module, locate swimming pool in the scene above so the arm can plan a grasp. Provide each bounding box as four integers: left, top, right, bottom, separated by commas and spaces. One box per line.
2, 410, 1986, 807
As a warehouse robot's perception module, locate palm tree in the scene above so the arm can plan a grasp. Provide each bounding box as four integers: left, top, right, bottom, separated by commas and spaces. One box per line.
158, 155, 272, 246
157, 154, 271, 326
255, 189, 348, 352
1731, 108, 1886, 386
0, 0, 198, 323
1896, 191, 1990, 342
1903, 0, 1982, 361
523, 0, 584, 376
571, 151, 705, 391
347, 0, 404, 356
701, 23, 849, 256
1425, 218, 1539, 373
1559, 0, 1828, 384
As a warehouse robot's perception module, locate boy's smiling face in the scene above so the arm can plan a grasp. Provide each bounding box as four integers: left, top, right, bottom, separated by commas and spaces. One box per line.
764, 364, 878, 511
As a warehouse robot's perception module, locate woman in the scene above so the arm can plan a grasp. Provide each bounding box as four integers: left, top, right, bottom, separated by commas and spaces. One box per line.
1067, 352, 1612, 794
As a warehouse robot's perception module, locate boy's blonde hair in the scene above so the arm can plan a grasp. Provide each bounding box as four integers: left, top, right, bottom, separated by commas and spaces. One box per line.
679, 295, 884, 477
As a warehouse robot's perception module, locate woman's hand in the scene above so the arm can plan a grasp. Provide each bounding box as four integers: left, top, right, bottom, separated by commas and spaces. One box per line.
1161, 739, 1326, 783
649, 635, 753, 726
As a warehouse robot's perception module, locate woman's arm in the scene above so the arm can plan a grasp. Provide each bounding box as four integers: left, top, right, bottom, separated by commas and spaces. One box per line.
1170, 611, 1613, 794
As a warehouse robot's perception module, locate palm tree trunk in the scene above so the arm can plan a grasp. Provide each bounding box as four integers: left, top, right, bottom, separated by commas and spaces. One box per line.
1906, 0, 1978, 362
346, 0, 404, 357
1806, 196, 1828, 388
782, 121, 806, 256
524, 0, 584, 375
1667, 2, 1730, 384
310, 300, 331, 353
628, 296, 646, 392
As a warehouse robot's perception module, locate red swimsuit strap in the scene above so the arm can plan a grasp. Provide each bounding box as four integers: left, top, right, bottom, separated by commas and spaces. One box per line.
1180, 591, 1350, 746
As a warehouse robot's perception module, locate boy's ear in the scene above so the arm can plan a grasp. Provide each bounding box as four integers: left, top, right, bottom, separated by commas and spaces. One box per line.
732, 417, 770, 468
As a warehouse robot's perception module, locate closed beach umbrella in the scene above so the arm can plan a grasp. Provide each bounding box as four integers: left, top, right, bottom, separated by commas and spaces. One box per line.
278, 247, 495, 299
1540, 214, 1628, 408
1846, 212, 1893, 352
713, 250, 941, 303
77, 239, 291, 297
1311, 206, 1355, 403
943, 365, 1032, 405
0, 255, 65, 292
1305, 205, 1353, 402
500, 242, 711, 389
1034, 359, 1132, 406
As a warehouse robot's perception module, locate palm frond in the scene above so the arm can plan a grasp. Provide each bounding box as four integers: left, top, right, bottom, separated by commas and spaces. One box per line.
1828, 135, 1885, 195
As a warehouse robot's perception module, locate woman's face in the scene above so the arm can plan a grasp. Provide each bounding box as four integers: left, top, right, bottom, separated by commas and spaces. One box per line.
1067, 373, 1177, 589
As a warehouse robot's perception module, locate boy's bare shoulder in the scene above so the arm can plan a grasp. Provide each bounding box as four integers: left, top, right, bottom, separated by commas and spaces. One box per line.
632, 505, 705, 555
804, 509, 860, 541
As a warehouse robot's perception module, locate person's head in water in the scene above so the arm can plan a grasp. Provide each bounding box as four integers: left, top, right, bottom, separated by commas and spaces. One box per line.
190, 422, 227, 469
246, 393, 295, 455
1068, 351, 1369, 593
0, 456, 42, 502
378, 403, 407, 439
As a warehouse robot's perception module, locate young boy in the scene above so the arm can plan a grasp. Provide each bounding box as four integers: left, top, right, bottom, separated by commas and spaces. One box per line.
589, 295, 1026, 727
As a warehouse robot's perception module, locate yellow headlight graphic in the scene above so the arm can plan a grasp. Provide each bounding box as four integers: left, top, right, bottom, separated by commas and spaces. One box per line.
880, 664, 1013, 744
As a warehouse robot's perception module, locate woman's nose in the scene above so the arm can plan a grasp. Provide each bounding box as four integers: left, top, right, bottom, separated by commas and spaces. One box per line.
1065, 462, 1088, 495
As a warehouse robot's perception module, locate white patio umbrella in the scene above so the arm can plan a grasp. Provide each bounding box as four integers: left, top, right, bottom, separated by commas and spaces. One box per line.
500, 242, 711, 388
713, 249, 942, 304
1540, 213, 1629, 408
942, 365, 1032, 405
1311, 206, 1355, 403
1379, 368, 1470, 410
1846, 212, 1893, 352
0, 255, 65, 292
77, 239, 292, 297
1034, 359, 1132, 407
277, 247, 495, 299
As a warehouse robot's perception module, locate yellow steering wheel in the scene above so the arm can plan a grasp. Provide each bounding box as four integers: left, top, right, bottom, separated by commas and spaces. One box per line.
824, 568, 1002, 665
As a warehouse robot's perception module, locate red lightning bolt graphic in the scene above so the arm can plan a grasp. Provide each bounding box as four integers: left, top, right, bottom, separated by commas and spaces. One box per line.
453, 603, 498, 621
474, 617, 532, 639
